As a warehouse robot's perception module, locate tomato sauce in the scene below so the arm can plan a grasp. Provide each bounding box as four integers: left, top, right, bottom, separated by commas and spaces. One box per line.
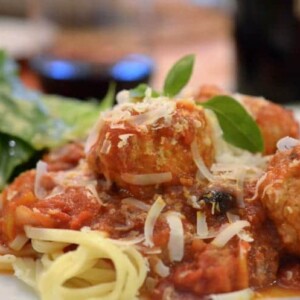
1, 142, 300, 299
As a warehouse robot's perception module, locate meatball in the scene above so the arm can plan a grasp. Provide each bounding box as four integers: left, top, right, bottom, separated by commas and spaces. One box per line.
86, 98, 215, 197
196, 85, 299, 155
259, 145, 300, 255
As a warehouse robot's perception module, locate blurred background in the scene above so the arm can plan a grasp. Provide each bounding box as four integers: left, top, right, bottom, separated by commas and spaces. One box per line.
0, 0, 299, 103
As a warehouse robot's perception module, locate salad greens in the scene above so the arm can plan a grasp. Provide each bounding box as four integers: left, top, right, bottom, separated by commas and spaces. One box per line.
0, 51, 114, 190
0, 133, 34, 189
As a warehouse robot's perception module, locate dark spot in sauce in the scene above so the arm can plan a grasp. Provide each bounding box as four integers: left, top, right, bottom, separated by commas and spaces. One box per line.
201, 190, 235, 215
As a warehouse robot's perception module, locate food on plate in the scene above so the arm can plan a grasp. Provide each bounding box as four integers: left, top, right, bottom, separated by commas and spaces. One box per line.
1, 54, 300, 299
259, 141, 300, 255
86, 97, 215, 197
197, 85, 299, 155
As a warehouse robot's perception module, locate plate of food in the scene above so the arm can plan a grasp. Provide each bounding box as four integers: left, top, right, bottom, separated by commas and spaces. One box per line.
1, 52, 300, 300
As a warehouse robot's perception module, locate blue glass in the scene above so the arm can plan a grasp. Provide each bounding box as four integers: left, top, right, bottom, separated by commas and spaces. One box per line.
111, 54, 154, 82
43, 60, 79, 80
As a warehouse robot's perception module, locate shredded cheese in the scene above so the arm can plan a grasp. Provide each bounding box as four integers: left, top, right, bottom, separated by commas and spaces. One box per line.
34, 160, 48, 200
144, 197, 166, 247
191, 139, 215, 182
122, 197, 150, 211
248, 172, 268, 201
166, 212, 184, 262
277, 136, 300, 152
100, 139, 111, 154
86, 183, 103, 205
187, 195, 201, 209
211, 220, 250, 248
154, 259, 170, 278
196, 211, 209, 238
121, 172, 172, 186
226, 213, 254, 243
116, 90, 130, 104
117, 134, 134, 148
103, 97, 175, 131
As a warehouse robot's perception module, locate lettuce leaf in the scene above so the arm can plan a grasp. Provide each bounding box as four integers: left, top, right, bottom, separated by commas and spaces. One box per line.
0, 133, 35, 190
0, 51, 113, 190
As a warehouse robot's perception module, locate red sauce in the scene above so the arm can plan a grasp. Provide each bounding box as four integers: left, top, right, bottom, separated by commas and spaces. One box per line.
1, 142, 300, 299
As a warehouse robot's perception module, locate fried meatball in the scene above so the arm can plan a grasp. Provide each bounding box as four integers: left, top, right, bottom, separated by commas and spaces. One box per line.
86, 98, 215, 197
259, 145, 300, 255
196, 85, 299, 155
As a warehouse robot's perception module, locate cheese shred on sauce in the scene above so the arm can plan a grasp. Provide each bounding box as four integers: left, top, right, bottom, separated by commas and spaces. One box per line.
144, 197, 166, 247
121, 172, 172, 186
166, 212, 184, 262
211, 220, 250, 248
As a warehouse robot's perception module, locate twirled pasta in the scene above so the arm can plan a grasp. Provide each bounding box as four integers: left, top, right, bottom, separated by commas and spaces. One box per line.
11, 227, 148, 300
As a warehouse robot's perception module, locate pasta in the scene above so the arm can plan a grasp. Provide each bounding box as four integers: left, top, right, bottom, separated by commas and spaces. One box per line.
13, 227, 148, 300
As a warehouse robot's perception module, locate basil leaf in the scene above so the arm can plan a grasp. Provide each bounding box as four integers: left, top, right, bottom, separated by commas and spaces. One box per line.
163, 54, 195, 97
0, 133, 35, 190
130, 83, 160, 98
199, 96, 264, 153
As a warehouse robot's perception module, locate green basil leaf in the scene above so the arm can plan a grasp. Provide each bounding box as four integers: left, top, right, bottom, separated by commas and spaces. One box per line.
199, 96, 264, 153
130, 83, 160, 99
163, 54, 195, 97
0, 133, 35, 190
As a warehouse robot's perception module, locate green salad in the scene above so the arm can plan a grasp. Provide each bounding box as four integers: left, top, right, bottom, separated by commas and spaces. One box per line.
0, 51, 114, 190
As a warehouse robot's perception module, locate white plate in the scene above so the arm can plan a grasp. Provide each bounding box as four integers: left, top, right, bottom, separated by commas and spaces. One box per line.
0, 274, 37, 300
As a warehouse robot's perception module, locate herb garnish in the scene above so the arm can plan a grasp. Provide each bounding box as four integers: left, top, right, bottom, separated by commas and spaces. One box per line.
129, 54, 195, 99
199, 96, 264, 153
165, 55, 264, 153
130, 83, 159, 99
130, 54, 264, 153
163, 54, 195, 97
